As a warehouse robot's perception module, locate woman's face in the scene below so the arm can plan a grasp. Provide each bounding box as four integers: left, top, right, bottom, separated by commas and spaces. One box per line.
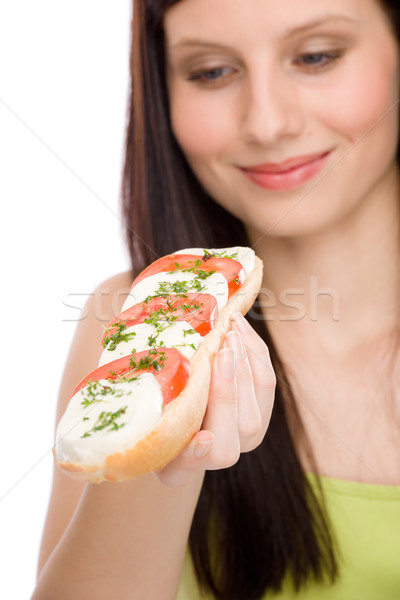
164, 0, 400, 239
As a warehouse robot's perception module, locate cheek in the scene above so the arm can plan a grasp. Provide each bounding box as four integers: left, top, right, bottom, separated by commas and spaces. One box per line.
169, 86, 233, 162
314, 48, 400, 155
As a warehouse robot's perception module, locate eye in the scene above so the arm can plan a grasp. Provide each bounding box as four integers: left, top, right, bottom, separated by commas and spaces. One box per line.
186, 66, 234, 84
294, 51, 342, 70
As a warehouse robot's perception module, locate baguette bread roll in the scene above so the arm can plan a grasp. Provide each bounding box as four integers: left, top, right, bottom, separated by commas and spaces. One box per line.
54, 247, 263, 483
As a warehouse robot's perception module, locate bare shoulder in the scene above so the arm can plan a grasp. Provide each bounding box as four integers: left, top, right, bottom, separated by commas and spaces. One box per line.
37, 269, 134, 576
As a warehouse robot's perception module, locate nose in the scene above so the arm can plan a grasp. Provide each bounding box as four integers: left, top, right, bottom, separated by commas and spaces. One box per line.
240, 65, 304, 145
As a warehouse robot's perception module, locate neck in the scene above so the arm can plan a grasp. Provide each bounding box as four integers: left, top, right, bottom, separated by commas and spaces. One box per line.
246, 163, 400, 355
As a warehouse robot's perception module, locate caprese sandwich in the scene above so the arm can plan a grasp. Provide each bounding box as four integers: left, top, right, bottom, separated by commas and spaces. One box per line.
54, 247, 263, 482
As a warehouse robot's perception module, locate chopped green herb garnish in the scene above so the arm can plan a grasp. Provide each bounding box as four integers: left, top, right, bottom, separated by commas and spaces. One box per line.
144, 308, 177, 329
147, 334, 158, 346
80, 380, 126, 408
142, 308, 182, 348
113, 374, 139, 384
143, 277, 206, 303
130, 348, 167, 372
81, 406, 128, 438
167, 258, 216, 280
202, 249, 239, 260
183, 328, 196, 337
166, 298, 178, 312
102, 322, 136, 350
202, 250, 214, 261
181, 300, 203, 313
172, 342, 197, 351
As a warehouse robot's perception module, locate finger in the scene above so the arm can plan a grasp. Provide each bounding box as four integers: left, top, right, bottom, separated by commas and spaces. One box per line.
224, 330, 262, 452
232, 312, 276, 433
202, 347, 241, 470
154, 430, 214, 487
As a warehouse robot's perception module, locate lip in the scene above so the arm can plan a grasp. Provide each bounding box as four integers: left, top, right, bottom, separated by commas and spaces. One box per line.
240, 151, 331, 191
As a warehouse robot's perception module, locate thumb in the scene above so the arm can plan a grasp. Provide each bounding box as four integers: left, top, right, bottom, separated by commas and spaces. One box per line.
153, 431, 214, 487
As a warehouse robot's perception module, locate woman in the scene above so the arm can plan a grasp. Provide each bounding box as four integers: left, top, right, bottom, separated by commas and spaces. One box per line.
32, 0, 400, 598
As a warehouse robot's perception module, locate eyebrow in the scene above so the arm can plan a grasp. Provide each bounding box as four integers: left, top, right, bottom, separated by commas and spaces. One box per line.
284, 14, 357, 36
169, 15, 358, 50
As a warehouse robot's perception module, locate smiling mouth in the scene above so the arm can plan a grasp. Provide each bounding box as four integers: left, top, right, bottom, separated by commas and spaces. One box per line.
239, 151, 332, 191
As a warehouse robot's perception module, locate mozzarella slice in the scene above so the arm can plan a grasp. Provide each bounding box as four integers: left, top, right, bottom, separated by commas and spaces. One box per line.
99, 321, 202, 365
122, 271, 228, 312
55, 374, 163, 465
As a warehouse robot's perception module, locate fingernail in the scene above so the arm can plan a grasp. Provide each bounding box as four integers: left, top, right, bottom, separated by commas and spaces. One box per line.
234, 312, 252, 333
217, 348, 236, 379
194, 435, 213, 458
226, 330, 246, 360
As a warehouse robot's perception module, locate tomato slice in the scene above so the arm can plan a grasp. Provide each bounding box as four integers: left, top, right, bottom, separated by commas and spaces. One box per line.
102, 293, 218, 347
73, 348, 190, 405
131, 253, 246, 296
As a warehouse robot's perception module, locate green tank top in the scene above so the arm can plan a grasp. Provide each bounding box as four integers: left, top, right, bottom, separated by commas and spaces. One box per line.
177, 474, 400, 599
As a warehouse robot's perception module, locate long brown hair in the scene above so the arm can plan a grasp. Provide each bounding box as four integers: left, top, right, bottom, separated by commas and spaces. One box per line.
121, 1, 400, 598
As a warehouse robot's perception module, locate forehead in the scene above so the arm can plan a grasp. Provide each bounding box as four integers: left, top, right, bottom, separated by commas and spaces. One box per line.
164, 0, 385, 46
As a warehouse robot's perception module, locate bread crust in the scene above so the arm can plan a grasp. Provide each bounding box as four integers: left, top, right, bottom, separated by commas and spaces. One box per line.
55, 256, 263, 483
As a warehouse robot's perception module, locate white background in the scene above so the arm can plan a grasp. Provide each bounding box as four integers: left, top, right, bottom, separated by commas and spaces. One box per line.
0, 2, 133, 597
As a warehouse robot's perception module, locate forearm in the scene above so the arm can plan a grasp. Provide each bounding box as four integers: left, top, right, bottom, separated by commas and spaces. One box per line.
32, 471, 204, 600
